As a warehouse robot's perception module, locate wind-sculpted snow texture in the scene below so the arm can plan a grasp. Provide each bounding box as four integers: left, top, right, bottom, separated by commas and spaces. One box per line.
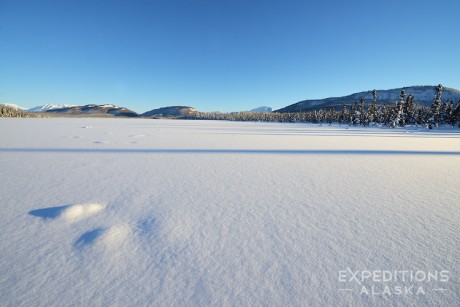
0, 118, 459, 306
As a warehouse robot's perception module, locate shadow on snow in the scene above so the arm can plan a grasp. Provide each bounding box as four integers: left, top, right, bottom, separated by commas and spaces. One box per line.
28, 205, 71, 220
74, 228, 106, 250
4, 148, 460, 156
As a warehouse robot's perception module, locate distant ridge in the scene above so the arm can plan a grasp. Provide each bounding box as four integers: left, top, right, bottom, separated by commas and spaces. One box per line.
142, 106, 197, 117
250, 106, 272, 113
45, 104, 139, 117
276, 85, 460, 113
28, 104, 77, 112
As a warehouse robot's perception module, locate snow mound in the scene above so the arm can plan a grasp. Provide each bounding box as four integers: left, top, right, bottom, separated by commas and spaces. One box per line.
60, 203, 105, 222
74, 224, 131, 250
100, 224, 131, 247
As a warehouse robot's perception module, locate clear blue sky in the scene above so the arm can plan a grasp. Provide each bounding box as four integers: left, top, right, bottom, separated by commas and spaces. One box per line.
1, 0, 459, 113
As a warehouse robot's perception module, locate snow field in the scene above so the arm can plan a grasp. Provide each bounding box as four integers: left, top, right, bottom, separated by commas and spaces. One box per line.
0, 118, 459, 306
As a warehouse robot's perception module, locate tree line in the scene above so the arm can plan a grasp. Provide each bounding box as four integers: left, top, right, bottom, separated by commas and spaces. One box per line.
185, 85, 460, 128
0, 106, 32, 118
3, 85, 460, 127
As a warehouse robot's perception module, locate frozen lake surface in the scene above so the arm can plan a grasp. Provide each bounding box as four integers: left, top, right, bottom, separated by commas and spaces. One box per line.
1, 118, 459, 306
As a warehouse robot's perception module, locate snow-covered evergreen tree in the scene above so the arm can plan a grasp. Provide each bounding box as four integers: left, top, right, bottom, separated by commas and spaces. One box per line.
429, 84, 443, 128
453, 99, 460, 127
444, 100, 454, 126
371, 89, 377, 123
348, 103, 355, 125
0, 105, 29, 118
339, 105, 347, 125
390, 89, 405, 127
368, 102, 376, 125
318, 109, 325, 125
376, 105, 386, 125
352, 101, 360, 126
405, 94, 416, 125
358, 98, 368, 126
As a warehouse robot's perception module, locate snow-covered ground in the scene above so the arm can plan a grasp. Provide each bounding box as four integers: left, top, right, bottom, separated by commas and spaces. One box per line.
1, 118, 459, 306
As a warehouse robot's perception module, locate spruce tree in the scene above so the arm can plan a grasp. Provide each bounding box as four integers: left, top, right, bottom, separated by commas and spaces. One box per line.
352, 101, 360, 126
368, 103, 376, 124
369, 89, 377, 125
349, 103, 355, 125
405, 94, 415, 125
340, 105, 347, 125
445, 100, 454, 126
390, 89, 405, 127
376, 105, 385, 125
359, 98, 367, 126
399, 89, 406, 126
429, 84, 443, 128
453, 99, 460, 128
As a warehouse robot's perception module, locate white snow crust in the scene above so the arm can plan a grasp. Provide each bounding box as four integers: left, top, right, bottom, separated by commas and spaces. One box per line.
0, 118, 459, 306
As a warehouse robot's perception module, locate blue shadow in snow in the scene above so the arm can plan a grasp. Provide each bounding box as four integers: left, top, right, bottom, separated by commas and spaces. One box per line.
3, 148, 460, 156
136, 216, 158, 237
74, 228, 105, 249
29, 205, 70, 220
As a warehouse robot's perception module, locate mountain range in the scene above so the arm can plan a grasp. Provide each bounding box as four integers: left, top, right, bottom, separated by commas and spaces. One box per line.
27, 104, 77, 112
250, 106, 273, 113
1, 103, 197, 117
43, 104, 139, 117
3, 85, 459, 116
141, 106, 197, 117
275, 85, 460, 113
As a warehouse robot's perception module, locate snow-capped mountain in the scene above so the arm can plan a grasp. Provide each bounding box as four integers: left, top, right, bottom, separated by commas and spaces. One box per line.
28, 104, 78, 112
276, 85, 460, 113
0, 103, 27, 111
45, 104, 139, 117
250, 106, 273, 113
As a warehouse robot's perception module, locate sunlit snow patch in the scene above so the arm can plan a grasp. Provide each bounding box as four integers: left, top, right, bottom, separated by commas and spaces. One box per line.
60, 203, 105, 222
100, 224, 131, 247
